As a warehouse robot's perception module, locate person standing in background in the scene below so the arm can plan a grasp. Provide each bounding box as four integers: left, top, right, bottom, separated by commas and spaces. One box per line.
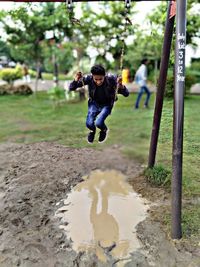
134, 59, 151, 109
22, 63, 31, 83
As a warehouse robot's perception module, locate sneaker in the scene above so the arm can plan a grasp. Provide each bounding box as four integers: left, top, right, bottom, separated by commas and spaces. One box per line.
87, 131, 95, 144
98, 129, 108, 143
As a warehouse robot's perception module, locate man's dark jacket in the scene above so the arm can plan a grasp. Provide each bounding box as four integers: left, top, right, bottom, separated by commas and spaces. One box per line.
69, 74, 129, 107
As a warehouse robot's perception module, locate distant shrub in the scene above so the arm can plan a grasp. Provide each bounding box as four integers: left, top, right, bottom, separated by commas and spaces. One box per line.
11, 84, 33, 95
144, 165, 171, 187
190, 61, 200, 82
0, 84, 33, 95
0, 67, 23, 84
43, 73, 53, 80
164, 72, 197, 98
29, 69, 37, 78
165, 74, 174, 98
185, 73, 198, 93
47, 86, 65, 103
0, 84, 10, 95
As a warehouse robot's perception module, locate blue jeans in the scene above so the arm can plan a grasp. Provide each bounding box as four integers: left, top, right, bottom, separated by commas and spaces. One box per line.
86, 101, 111, 132
135, 86, 151, 108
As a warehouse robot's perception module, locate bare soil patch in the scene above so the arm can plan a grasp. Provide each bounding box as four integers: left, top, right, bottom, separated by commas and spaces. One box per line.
0, 142, 199, 267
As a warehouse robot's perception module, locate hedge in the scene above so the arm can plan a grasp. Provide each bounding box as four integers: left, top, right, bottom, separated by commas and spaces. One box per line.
164, 72, 198, 98
0, 84, 33, 95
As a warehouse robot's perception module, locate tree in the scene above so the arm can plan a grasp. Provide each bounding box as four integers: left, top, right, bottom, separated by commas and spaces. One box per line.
0, 39, 11, 59
147, 0, 200, 46
77, 2, 137, 71
0, 3, 75, 80
122, 1, 200, 81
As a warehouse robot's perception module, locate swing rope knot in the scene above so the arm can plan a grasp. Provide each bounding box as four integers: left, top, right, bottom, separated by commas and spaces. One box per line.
125, 0, 131, 9
66, 0, 73, 11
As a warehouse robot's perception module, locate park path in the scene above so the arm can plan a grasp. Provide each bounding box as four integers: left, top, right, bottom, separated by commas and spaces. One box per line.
1, 78, 200, 94
0, 79, 156, 93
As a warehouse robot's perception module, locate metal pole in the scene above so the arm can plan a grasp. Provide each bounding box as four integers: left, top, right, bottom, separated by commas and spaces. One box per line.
171, 0, 187, 239
148, 1, 175, 168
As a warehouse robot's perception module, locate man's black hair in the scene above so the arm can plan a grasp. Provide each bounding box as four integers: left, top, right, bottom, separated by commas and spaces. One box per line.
91, 65, 106, 76
141, 58, 148, 64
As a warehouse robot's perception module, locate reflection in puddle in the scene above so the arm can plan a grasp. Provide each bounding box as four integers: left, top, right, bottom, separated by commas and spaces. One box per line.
55, 170, 148, 263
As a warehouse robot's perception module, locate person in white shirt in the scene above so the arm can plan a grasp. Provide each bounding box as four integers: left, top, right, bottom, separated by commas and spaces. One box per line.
134, 59, 151, 109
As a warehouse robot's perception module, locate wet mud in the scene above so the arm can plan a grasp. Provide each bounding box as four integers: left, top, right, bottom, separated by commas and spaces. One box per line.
0, 142, 199, 267
55, 169, 149, 264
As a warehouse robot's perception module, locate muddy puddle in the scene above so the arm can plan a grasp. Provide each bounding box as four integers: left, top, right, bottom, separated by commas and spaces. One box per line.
55, 170, 149, 264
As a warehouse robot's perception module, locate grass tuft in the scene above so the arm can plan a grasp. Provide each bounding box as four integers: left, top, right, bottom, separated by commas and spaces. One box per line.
144, 165, 171, 187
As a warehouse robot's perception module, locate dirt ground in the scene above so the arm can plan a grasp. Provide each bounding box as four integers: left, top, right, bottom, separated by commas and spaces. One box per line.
0, 142, 199, 267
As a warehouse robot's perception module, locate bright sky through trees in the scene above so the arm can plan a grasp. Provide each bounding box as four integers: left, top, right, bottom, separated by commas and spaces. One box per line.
0, 1, 199, 66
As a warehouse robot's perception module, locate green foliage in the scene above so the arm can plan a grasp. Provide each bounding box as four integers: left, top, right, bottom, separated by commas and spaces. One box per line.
190, 60, 200, 72
0, 39, 11, 58
147, 0, 200, 46
189, 61, 200, 82
29, 69, 36, 78
164, 71, 198, 98
0, 66, 22, 84
0, 3, 74, 73
186, 1, 200, 44
43, 42, 74, 74
47, 86, 65, 102
185, 72, 198, 92
79, 2, 137, 70
1, 1, 199, 78
164, 74, 174, 98
144, 165, 171, 187
43, 72, 54, 80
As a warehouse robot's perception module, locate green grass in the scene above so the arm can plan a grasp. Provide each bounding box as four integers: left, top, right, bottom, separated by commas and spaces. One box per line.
144, 165, 171, 187
30, 70, 67, 81
0, 92, 199, 195
43, 72, 67, 81
163, 204, 200, 240
0, 92, 154, 151
0, 92, 200, 239
157, 96, 200, 197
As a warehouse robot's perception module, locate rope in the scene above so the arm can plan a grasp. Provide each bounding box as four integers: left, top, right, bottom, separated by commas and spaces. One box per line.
119, 0, 132, 72
119, 37, 126, 73
65, 0, 131, 98
117, 0, 132, 97
66, 0, 81, 26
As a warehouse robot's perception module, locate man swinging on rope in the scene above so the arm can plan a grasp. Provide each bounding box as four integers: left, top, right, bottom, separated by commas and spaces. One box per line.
69, 64, 129, 143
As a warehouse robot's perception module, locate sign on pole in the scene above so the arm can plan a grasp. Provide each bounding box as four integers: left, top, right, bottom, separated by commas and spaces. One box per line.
172, 0, 187, 239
